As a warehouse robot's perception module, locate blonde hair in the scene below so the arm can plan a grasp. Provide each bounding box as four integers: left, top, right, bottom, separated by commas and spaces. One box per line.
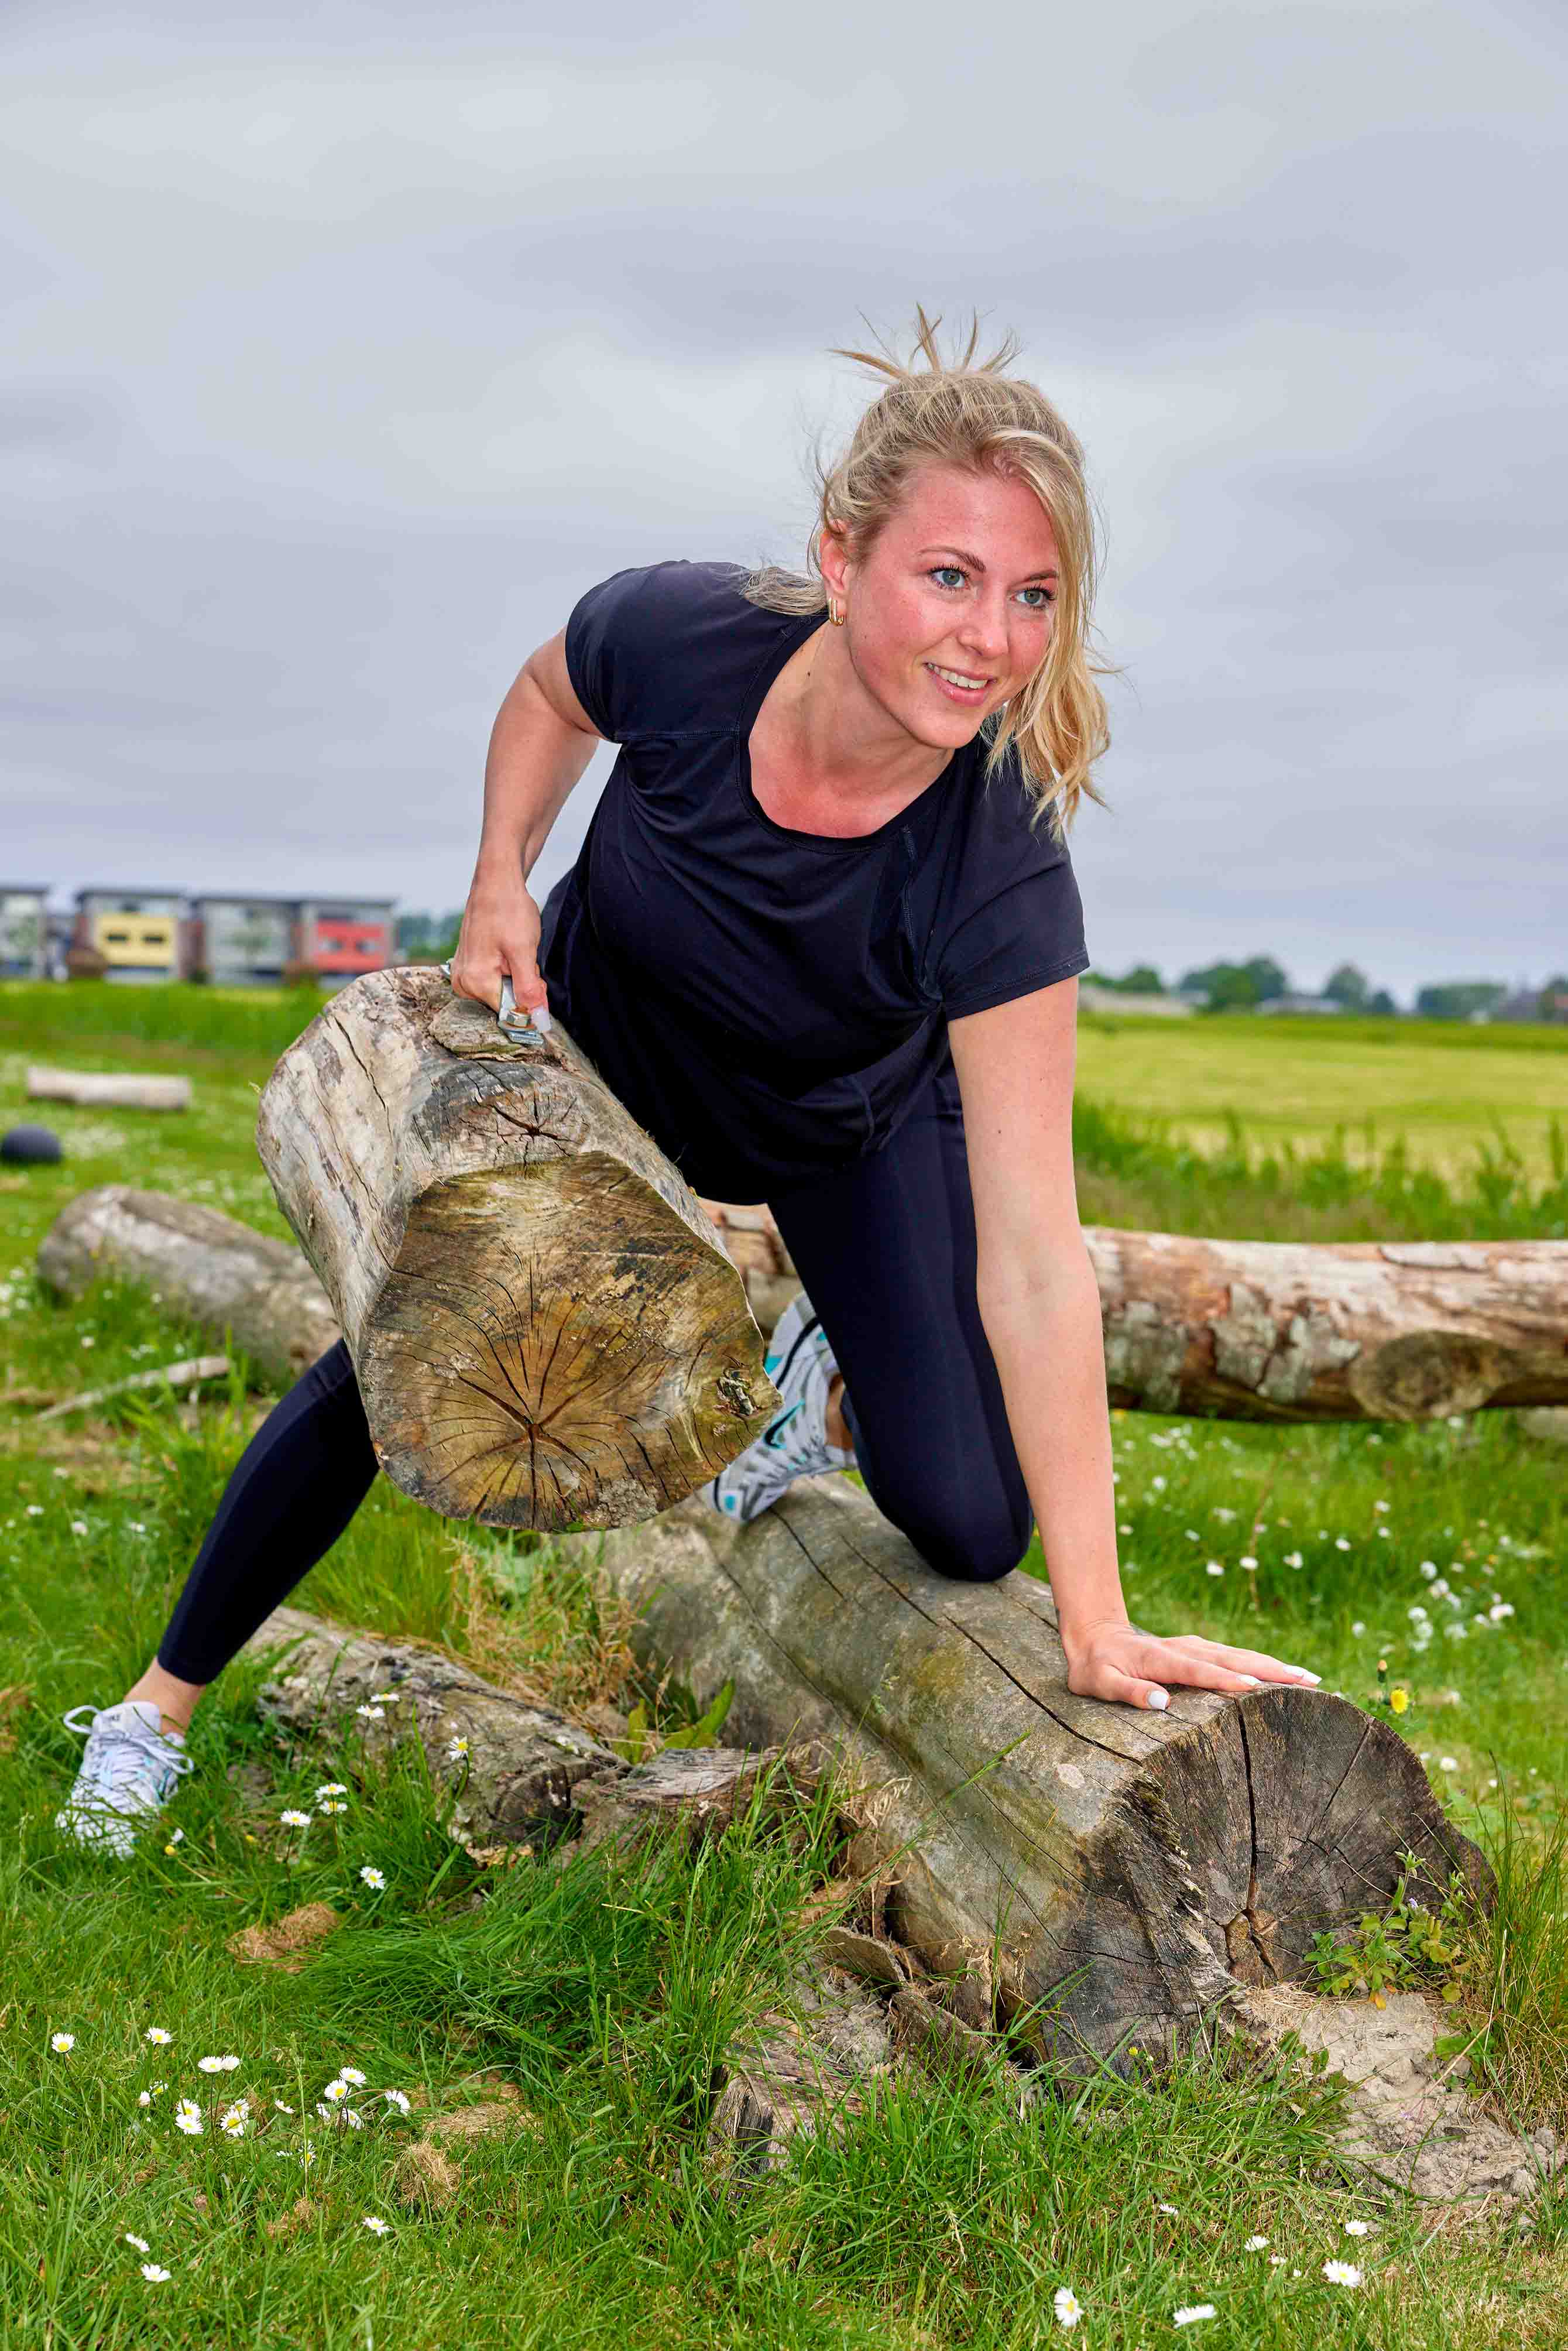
743, 307, 1114, 831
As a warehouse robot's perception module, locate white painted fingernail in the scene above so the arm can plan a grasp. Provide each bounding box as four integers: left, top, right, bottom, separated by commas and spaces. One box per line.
1147, 1688, 1169, 1711
532, 1007, 553, 1035
1239, 1675, 1264, 1687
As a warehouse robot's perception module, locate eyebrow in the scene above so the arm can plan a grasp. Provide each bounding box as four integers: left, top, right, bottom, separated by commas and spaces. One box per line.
918, 544, 1059, 582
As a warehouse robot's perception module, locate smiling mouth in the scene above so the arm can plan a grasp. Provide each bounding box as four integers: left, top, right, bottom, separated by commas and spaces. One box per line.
925, 662, 992, 693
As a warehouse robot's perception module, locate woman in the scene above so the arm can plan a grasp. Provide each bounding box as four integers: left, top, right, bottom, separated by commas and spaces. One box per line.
59, 312, 1319, 1854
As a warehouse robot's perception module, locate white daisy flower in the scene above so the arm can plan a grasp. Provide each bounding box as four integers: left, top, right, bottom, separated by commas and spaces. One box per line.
164, 1828, 184, 1848
125, 2232, 150, 2252
1206, 1562, 1224, 1577
1323, 2259, 1362, 2286
1243, 2235, 1269, 2250
359, 1865, 386, 1889
447, 1736, 470, 1761
322, 2078, 349, 2103
49, 2032, 75, 2054
1440, 1757, 1457, 1771
1284, 1551, 1303, 1568
140, 2263, 172, 2283
339, 2066, 366, 2086
174, 2100, 203, 2135
70, 1519, 88, 1536
1052, 2284, 1081, 2328
362, 2214, 391, 2236
318, 1800, 347, 1815
1173, 2306, 1217, 2326
197, 2055, 241, 2074
220, 2105, 247, 2138
382, 2089, 411, 2114
1343, 2218, 1373, 2237
138, 2090, 153, 2107
355, 1704, 386, 1723
368, 1690, 400, 1705
279, 1809, 313, 1828
1157, 2201, 1180, 2216
1334, 1538, 1351, 1552
315, 2102, 335, 2122
26, 1504, 43, 1516
274, 2100, 295, 2114
316, 1783, 348, 1798
145, 2026, 173, 2045
1239, 1555, 1258, 1571
343, 2107, 365, 2129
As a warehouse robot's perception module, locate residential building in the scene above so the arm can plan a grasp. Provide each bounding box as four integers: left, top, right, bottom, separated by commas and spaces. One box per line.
294, 899, 394, 988
0, 886, 49, 977
74, 889, 183, 983
188, 894, 297, 986
1078, 983, 1193, 1019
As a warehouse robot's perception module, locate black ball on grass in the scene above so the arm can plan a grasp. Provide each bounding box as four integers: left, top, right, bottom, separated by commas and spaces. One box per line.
0, 1124, 63, 1165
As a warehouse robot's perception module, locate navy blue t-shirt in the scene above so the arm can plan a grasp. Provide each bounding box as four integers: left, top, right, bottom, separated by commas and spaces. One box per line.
538, 558, 1089, 1202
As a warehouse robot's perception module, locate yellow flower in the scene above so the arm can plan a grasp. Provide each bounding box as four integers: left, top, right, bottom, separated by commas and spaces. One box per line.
1389, 1687, 1409, 1714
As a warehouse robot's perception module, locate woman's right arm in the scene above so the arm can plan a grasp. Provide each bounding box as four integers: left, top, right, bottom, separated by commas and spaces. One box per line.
450, 628, 603, 1019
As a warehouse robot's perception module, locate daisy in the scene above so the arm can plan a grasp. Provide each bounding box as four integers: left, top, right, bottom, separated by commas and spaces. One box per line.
368, 1690, 400, 1705
164, 1828, 184, 1849
322, 2078, 350, 2103
49, 2031, 75, 2054
26, 1503, 43, 1516
355, 1704, 386, 1723
220, 2105, 247, 2138
280, 1808, 312, 1829
1157, 2202, 1180, 2216
1284, 1551, 1303, 1568
316, 1783, 348, 1798
140, 2263, 172, 2283
125, 2233, 150, 2253
339, 2066, 366, 2086
174, 2099, 203, 2135
1343, 2219, 1373, 2236
382, 2089, 411, 2114
343, 2108, 365, 2129
198, 2055, 240, 2074
138, 2090, 154, 2107
319, 1800, 347, 1815
275, 2100, 295, 2114
1334, 1538, 1351, 1552
1243, 2235, 1269, 2251
362, 2214, 391, 2236
145, 2026, 173, 2045
1206, 1562, 1224, 1577
1173, 2307, 1217, 2327
1052, 2284, 1081, 2328
70, 1519, 88, 1536
1323, 2259, 1361, 2286
447, 1736, 470, 1761
359, 1865, 386, 1890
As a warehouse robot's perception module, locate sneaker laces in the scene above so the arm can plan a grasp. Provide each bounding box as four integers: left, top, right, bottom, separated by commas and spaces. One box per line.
60, 1703, 194, 1807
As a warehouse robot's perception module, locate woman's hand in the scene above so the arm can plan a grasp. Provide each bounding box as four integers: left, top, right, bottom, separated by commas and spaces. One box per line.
450, 865, 548, 1023
1062, 1618, 1322, 1713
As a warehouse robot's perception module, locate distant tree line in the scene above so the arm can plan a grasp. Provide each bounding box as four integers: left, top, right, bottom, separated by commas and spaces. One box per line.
1087, 958, 1568, 1021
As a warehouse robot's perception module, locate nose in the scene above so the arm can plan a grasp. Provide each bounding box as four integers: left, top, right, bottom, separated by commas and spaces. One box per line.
957, 594, 1010, 666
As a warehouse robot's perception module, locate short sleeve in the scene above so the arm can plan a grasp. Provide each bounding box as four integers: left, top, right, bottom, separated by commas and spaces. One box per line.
936, 837, 1089, 1020
563, 564, 670, 741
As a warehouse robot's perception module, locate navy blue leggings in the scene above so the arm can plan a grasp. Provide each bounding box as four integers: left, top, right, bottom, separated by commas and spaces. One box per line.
156, 1057, 1032, 1684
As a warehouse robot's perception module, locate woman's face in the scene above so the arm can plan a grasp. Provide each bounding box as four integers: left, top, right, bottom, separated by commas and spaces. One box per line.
826, 460, 1059, 750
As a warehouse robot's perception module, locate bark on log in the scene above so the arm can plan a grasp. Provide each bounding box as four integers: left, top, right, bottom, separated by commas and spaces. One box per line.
27, 1067, 191, 1110
698, 1203, 1568, 1422
555, 1481, 1495, 2075
36, 1185, 340, 1383
254, 967, 776, 1530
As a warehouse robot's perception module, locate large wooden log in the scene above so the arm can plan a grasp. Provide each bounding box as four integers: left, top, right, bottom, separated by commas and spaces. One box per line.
253, 967, 776, 1531
554, 1480, 1495, 2074
36, 1185, 340, 1383
28, 1067, 191, 1111
703, 1204, 1568, 1423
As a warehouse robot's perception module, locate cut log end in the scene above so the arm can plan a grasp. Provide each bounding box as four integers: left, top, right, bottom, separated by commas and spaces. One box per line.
360, 1153, 776, 1530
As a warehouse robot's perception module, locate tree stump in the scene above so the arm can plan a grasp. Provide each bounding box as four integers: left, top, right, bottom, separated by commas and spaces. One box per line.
555, 1480, 1496, 2074
254, 967, 776, 1530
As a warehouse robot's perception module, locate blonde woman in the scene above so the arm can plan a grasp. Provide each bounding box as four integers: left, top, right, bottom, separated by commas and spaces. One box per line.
58, 312, 1318, 1854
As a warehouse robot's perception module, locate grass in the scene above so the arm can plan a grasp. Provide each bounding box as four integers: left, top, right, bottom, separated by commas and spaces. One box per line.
4, 991, 1568, 2340
1076, 1009, 1568, 1182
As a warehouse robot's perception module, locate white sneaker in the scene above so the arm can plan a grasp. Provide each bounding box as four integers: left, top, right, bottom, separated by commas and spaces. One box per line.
56, 1699, 193, 1858
705, 1291, 853, 1524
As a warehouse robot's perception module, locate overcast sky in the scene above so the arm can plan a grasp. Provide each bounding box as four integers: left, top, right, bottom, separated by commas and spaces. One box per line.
4, 0, 1563, 1000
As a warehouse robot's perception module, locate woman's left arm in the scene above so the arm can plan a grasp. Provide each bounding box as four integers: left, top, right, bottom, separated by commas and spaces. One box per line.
948, 978, 1321, 1713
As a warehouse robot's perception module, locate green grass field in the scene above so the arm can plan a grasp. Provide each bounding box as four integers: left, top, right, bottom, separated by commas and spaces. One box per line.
1077, 1010, 1568, 1182
4, 982, 1568, 2344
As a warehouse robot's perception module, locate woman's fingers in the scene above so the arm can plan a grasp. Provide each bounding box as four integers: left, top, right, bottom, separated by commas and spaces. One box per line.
1164, 1634, 1320, 1684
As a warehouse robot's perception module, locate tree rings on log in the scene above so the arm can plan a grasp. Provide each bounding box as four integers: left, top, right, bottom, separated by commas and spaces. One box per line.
255, 968, 777, 1530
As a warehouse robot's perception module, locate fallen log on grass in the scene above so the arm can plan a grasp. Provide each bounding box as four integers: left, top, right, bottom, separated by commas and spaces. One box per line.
37, 1186, 340, 1383
554, 1479, 1496, 2075
27, 1067, 191, 1111
254, 967, 776, 1530
243, 1481, 1495, 2081
35, 1351, 231, 1421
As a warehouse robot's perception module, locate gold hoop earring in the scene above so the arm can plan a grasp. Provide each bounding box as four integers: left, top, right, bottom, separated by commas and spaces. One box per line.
829, 598, 846, 626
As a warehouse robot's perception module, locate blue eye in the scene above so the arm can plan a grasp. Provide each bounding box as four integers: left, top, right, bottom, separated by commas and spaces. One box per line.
929, 565, 966, 591
1018, 585, 1055, 610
